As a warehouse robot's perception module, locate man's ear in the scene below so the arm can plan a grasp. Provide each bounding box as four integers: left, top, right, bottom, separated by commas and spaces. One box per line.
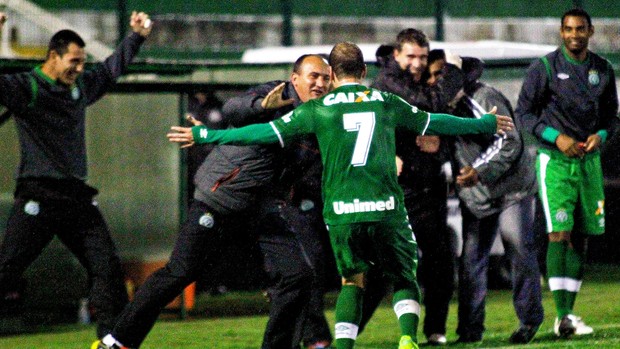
47, 49, 60, 61
361, 64, 367, 80
290, 72, 298, 86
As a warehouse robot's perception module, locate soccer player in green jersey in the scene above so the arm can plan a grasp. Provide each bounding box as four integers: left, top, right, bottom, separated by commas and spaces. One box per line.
515, 8, 619, 338
168, 42, 513, 349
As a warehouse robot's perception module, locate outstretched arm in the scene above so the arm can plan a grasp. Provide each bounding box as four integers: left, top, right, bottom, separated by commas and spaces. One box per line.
426, 107, 513, 136
167, 123, 281, 148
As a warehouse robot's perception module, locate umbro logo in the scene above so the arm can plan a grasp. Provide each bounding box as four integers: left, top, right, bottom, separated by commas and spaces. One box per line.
557, 73, 570, 80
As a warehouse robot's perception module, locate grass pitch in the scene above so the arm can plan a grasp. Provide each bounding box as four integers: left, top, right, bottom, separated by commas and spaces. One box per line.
1, 264, 619, 348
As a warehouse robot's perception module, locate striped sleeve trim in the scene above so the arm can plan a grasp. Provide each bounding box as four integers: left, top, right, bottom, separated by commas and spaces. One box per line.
269, 121, 285, 148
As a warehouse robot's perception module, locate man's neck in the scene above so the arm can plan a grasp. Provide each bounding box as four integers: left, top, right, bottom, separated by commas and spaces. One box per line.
563, 45, 589, 62
333, 77, 360, 88
40, 62, 58, 81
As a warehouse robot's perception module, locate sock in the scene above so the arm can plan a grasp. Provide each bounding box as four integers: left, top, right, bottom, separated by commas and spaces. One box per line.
335, 285, 363, 349
564, 245, 584, 313
547, 241, 570, 317
392, 289, 420, 342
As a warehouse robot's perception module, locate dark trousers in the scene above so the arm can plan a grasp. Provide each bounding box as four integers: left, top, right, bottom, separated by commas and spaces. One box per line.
359, 188, 454, 338
111, 200, 313, 349
281, 203, 334, 346
0, 197, 128, 338
457, 195, 544, 339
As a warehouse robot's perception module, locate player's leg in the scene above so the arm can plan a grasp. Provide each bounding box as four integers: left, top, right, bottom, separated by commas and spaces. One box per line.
328, 223, 369, 349
256, 208, 313, 349
357, 265, 390, 333
537, 150, 580, 336
374, 215, 421, 349
95, 201, 224, 348
498, 195, 544, 343
57, 201, 128, 338
407, 190, 453, 345
0, 198, 56, 305
560, 152, 605, 335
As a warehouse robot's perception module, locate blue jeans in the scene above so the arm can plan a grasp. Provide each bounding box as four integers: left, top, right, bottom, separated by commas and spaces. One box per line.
457, 194, 544, 339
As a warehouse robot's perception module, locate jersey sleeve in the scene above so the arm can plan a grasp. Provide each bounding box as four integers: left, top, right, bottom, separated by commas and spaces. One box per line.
192, 103, 315, 146
81, 33, 145, 105
270, 103, 315, 143
192, 122, 280, 145
388, 93, 431, 133
514, 59, 552, 143
426, 113, 497, 135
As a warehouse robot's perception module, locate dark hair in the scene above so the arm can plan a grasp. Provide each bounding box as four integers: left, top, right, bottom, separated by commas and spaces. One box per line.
395, 28, 429, 51
428, 49, 446, 66
328, 42, 365, 79
292, 54, 327, 74
47, 29, 85, 59
561, 8, 592, 28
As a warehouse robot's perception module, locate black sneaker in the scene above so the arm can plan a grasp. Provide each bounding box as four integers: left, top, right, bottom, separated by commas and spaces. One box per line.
509, 325, 539, 344
555, 315, 577, 338
456, 333, 482, 343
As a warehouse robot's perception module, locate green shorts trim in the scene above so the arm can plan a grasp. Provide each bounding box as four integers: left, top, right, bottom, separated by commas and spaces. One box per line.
327, 214, 418, 282
536, 149, 605, 235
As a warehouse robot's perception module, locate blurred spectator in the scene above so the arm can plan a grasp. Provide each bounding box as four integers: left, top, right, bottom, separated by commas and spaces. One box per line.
433, 50, 544, 344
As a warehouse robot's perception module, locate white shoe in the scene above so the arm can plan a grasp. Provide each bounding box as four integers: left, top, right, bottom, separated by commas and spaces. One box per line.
573, 316, 594, 335
427, 333, 447, 346
554, 315, 593, 337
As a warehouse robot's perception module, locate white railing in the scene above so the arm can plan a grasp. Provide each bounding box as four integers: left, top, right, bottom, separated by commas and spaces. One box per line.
0, 0, 112, 59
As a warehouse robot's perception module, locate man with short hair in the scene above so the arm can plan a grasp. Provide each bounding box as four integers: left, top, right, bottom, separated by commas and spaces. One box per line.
364, 28, 456, 346
168, 41, 514, 349
0, 11, 151, 339
95, 54, 331, 349
516, 7, 619, 338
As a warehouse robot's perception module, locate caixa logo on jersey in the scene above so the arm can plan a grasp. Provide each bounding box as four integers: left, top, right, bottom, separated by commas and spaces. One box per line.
323, 90, 384, 106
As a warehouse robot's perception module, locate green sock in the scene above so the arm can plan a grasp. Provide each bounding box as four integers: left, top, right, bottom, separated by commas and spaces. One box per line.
565, 246, 584, 313
335, 285, 364, 349
547, 241, 570, 317
392, 289, 420, 342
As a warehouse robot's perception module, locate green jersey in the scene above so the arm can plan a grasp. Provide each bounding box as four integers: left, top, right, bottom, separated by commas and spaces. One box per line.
272, 83, 428, 224
192, 83, 498, 224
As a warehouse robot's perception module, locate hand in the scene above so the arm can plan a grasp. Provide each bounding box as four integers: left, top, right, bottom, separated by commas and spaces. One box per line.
583, 134, 602, 153
261, 82, 294, 110
130, 11, 152, 37
556, 133, 585, 158
185, 113, 204, 126
167, 126, 196, 148
487, 106, 514, 134
395, 156, 403, 177
456, 166, 479, 187
416, 135, 440, 153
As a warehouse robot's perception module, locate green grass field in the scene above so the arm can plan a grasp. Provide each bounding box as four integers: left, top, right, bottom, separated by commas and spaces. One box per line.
1, 264, 619, 349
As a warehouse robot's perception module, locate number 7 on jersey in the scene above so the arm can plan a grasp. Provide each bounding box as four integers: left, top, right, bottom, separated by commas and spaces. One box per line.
343, 112, 376, 166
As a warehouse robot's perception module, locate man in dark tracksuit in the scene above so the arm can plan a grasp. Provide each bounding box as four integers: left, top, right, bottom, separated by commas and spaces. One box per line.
0, 12, 151, 338
515, 8, 618, 338
437, 54, 544, 344
277, 134, 336, 349
96, 54, 330, 349
361, 28, 460, 346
